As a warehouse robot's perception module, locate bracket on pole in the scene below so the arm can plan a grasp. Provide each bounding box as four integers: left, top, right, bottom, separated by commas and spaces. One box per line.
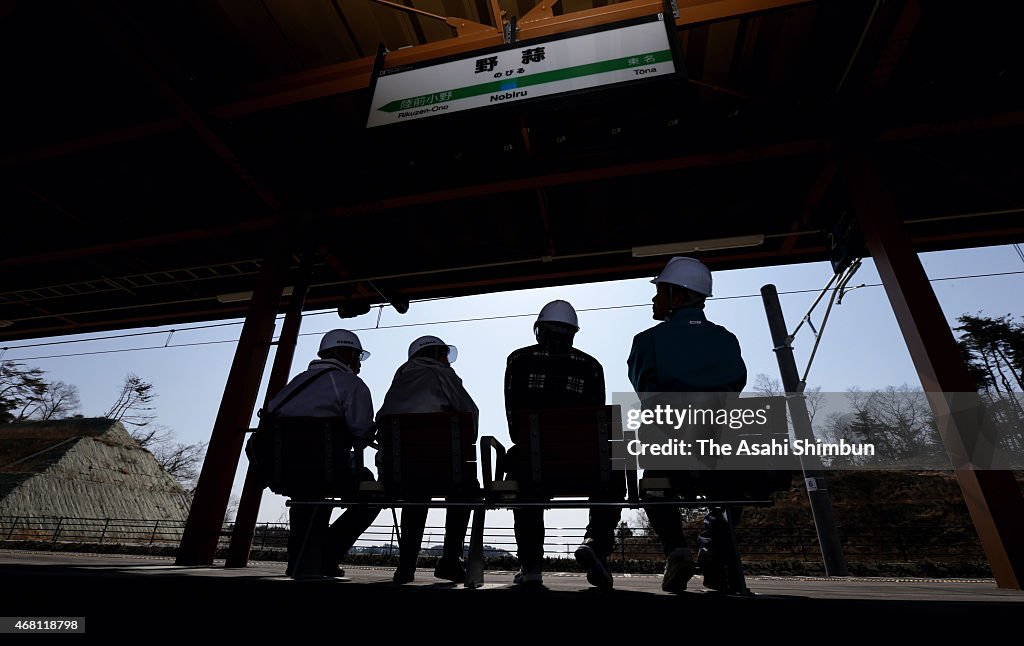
369, 0, 500, 38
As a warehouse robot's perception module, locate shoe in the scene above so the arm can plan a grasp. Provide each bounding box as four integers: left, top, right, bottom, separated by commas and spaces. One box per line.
661, 547, 696, 594
702, 572, 728, 592
574, 544, 613, 590
433, 557, 466, 583
701, 562, 729, 592
322, 564, 346, 578
392, 566, 415, 584
512, 566, 543, 585
698, 545, 728, 592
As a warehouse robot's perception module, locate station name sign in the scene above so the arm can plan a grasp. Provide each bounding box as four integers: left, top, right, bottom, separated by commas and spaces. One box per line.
366, 13, 679, 128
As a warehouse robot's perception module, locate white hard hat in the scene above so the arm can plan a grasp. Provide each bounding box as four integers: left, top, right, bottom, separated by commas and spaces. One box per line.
534, 300, 579, 337
651, 256, 713, 297
319, 329, 370, 361
408, 335, 458, 363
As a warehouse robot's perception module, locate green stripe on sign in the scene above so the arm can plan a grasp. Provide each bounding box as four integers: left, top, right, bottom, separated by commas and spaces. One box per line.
378, 49, 673, 113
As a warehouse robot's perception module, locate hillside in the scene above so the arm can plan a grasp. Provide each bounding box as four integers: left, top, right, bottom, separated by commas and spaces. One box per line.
729, 470, 1022, 576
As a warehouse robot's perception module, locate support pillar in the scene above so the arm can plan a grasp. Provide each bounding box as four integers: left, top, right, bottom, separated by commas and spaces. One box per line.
225, 259, 312, 567
177, 242, 291, 565
847, 152, 1024, 589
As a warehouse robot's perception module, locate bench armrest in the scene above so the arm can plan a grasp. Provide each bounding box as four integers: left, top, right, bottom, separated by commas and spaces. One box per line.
626, 468, 639, 503
480, 436, 506, 492
351, 440, 381, 471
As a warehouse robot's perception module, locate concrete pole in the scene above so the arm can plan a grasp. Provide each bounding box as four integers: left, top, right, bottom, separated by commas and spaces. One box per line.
762, 284, 849, 577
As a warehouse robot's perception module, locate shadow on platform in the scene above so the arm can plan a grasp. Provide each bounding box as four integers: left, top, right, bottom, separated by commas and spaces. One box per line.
1, 551, 1021, 637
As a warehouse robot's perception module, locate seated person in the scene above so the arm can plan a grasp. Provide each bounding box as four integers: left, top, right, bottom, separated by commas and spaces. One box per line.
504, 300, 620, 589
265, 329, 381, 578
377, 335, 479, 584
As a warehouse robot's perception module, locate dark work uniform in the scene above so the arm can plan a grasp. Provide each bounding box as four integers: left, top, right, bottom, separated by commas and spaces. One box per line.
628, 306, 746, 577
504, 341, 620, 568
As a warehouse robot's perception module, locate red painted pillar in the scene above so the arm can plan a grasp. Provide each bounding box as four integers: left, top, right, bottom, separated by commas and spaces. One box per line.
177, 243, 290, 565
225, 260, 311, 567
848, 152, 1024, 589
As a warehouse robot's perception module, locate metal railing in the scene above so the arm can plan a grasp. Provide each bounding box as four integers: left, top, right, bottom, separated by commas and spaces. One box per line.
0, 515, 986, 563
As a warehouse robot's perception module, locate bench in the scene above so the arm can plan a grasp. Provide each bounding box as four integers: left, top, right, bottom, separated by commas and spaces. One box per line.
285, 401, 790, 593
374, 411, 478, 498
284, 411, 479, 578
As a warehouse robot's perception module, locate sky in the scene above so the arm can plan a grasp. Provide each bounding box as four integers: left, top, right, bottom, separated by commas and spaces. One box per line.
3, 243, 1022, 555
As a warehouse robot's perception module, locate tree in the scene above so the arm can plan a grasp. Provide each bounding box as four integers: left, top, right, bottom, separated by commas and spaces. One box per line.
752, 372, 824, 422
125, 423, 206, 493
224, 494, 240, 524
0, 362, 79, 423
956, 314, 1023, 392
105, 373, 205, 492
151, 436, 206, 493
104, 373, 156, 429
955, 313, 1024, 453
820, 385, 943, 466
19, 381, 81, 421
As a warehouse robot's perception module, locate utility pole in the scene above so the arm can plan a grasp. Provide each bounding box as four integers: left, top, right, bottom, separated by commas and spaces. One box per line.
761, 284, 849, 577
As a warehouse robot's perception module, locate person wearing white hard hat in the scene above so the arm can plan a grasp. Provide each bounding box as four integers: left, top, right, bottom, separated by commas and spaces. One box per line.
504, 300, 620, 588
265, 329, 380, 578
627, 257, 747, 593
377, 335, 478, 584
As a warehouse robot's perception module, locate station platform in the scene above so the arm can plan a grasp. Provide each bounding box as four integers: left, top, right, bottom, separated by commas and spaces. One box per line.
1, 550, 1021, 637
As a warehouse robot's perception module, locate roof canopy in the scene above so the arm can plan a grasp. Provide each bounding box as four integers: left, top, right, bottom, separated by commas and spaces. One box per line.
2, 0, 1022, 341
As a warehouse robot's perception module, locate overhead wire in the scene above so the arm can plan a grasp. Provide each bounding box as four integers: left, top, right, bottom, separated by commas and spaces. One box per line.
1013, 244, 1024, 266
2, 269, 1022, 363
797, 259, 862, 388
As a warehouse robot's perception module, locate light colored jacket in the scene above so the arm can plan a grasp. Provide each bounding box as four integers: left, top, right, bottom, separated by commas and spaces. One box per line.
266, 358, 376, 448
377, 357, 478, 428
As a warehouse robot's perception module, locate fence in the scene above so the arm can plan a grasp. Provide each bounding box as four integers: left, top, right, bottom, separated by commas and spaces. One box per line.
0, 515, 986, 565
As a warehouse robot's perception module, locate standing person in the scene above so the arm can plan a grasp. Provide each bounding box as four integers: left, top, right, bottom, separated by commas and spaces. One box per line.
266, 329, 381, 579
628, 257, 747, 593
377, 335, 479, 584
504, 300, 620, 589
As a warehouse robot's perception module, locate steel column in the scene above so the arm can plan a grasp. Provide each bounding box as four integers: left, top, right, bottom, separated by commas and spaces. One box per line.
176, 241, 291, 565
225, 259, 312, 567
848, 152, 1024, 589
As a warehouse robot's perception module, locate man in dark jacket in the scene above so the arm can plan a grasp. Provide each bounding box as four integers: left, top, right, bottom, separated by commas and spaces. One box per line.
628, 257, 747, 593
504, 300, 620, 589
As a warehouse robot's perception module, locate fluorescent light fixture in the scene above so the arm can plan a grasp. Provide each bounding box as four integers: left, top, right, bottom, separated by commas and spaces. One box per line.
0, 320, 13, 328
216, 286, 294, 304
632, 234, 765, 258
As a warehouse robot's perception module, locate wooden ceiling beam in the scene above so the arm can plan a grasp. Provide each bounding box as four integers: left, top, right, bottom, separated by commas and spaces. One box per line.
777, 159, 836, 256
3, 0, 818, 165
867, 0, 922, 91
4, 109, 1020, 270
0, 219, 276, 268
327, 137, 832, 217
0, 118, 183, 169
676, 0, 816, 28
2, 224, 1019, 342
75, 6, 281, 210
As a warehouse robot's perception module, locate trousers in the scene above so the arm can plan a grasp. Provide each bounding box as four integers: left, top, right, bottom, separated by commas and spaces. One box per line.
286, 467, 381, 576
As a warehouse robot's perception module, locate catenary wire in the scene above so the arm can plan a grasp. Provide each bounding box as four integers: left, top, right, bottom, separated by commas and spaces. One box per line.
3, 270, 1022, 362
